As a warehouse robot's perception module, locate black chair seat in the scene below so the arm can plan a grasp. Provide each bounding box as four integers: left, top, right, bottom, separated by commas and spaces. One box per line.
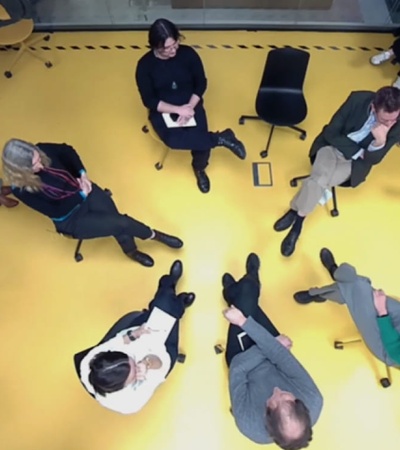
256, 91, 307, 126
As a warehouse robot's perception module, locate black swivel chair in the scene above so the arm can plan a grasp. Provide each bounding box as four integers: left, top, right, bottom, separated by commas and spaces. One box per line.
239, 47, 310, 158
289, 175, 352, 217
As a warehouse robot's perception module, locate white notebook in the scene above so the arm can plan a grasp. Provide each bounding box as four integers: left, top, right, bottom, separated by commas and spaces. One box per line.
162, 113, 197, 128
146, 307, 176, 343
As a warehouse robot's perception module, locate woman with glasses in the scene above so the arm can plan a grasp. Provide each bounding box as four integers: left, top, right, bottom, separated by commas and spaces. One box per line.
136, 18, 246, 194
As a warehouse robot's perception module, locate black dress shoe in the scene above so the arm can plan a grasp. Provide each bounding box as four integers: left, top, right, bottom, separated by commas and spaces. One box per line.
281, 227, 300, 257
217, 129, 246, 160
193, 169, 210, 193
246, 253, 260, 281
177, 292, 196, 308
274, 210, 297, 232
222, 273, 236, 290
125, 250, 154, 267
170, 260, 183, 283
152, 230, 183, 248
320, 248, 338, 280
294, 290, 326, 304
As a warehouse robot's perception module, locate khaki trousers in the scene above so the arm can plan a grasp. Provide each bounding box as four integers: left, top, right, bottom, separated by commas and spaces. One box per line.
290, 145, 352, 216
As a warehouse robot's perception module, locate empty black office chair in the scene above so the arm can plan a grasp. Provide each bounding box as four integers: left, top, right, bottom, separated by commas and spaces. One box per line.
239, 47, 310, 158
290, 175, 352, 217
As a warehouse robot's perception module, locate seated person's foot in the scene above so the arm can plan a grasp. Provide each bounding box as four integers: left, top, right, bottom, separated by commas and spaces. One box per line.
274, 209, 297, 231
246, 253, 260, 281
0, 194, 19, 208
281, 227, 300, 257
320, 248, 338, 280
177, 292, 196, 308
370, 50, 392, 65
294, 290, 326, 304
217, 129, 246, 160
152, 230, 183, 248
170, 259, 183, 284
125, 250, 154, 267
222, 273, 236, 290
193, 169, 210, 193
1, 186, 12, 196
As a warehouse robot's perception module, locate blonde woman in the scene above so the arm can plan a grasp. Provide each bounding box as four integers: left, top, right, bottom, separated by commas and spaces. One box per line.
2, 139, 183, 266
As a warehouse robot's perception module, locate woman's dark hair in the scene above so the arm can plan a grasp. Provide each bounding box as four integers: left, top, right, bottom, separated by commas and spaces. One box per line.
148, 18, 183, 49
88, 351, 131, 396
265, 399, 313, 450
373, 86, 400, 113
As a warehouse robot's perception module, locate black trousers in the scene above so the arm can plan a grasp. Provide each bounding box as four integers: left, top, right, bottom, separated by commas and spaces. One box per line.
391, 38, 400, 75
55, 184, 152, 253
74, 271, 186, 383
150, 103, 218, 171
223, 273, 280, 366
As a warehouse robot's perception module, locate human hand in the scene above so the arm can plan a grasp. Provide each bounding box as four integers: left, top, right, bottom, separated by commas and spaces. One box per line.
222, 305, 247, 327
135, 362, 148, 381
371, 123, 389, 146
177, 104, 195, 118
275, 334, 293, 350
78, 173, 92, 195
177, 115, 190, 126
373, 289, 388, 316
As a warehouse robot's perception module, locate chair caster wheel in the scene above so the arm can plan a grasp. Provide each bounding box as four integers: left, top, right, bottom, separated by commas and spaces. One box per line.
177, 353, 186, 363
290, 179, 298, 187
4, 71, 12, 78
75, 253, 83, 262
44, 35, 50, 41
330, 209, 339, 217
142, 125, 149, 133
260, 150, 268, 158
238, 117, 245, 125
214, 344, 224, 354
380, 378, 391, 388
300, 132, 307, 140
155, 162, 163, 170
334, 341, 343, 350
45, 61, 53, 68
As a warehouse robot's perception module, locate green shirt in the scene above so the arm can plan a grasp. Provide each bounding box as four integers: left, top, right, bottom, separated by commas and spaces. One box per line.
377, 315, 400, 365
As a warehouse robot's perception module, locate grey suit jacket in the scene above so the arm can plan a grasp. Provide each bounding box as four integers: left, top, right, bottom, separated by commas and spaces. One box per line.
309, 91, 400, 187
229, 317, 323, 444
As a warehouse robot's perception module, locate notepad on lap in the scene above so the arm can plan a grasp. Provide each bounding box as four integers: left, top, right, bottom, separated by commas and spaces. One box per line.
162, 113, 197, 128
146, 307, 176, 343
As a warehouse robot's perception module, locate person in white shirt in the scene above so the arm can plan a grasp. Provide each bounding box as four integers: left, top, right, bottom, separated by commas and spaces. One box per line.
273, 86, 400, 257
75, 259, 195, 414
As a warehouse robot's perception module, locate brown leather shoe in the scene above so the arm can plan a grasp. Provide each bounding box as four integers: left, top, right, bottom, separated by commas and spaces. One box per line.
0, 186, 12, 196
0, 194, 19, 208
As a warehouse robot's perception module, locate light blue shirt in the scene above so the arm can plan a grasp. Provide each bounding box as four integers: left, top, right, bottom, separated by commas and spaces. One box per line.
348, 108, 384, 159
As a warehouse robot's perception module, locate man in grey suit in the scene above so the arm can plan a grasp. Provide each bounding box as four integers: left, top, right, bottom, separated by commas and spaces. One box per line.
274, 86, 400, 257
294, 248, 400, 366
222, 253, 323, 450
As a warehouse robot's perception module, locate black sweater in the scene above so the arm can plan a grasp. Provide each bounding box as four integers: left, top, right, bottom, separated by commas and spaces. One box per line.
135, 45, 207, 111
12, 143, 87, 220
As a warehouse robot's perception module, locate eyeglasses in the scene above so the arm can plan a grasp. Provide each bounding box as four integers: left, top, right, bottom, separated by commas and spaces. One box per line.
161, 40, 180, 52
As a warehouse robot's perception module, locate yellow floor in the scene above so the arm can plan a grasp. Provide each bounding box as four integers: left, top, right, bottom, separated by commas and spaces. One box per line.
1, 30, 400, 450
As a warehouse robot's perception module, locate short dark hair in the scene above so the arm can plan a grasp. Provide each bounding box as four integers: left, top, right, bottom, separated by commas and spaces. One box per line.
372, 86, 400, 113
148, 18, 183, 49
88, 351, 131, 396
265, 399, 313, 450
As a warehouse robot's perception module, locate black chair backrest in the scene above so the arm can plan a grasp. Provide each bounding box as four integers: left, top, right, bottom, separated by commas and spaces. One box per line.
73, 310, 145, 396
258, 47, 310, 93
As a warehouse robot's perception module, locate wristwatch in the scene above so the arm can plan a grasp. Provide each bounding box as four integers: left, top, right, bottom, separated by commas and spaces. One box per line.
127, 330, 137, 341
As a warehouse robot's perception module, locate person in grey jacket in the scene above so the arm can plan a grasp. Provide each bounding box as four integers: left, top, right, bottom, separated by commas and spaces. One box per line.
222, 253, 323, 450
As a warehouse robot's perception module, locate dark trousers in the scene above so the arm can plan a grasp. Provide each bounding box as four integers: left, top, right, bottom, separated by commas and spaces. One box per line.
223, 274, 280, 366
74, 272, 186, 382
55, 184, 152, 253
150, 103, 217, 171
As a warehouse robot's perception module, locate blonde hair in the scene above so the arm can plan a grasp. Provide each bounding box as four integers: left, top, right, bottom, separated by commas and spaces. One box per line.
2, 139, 51, 191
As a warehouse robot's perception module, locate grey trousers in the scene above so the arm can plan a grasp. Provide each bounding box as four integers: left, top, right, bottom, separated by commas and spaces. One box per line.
309, 263, 400, 366
290, 146, 352, 216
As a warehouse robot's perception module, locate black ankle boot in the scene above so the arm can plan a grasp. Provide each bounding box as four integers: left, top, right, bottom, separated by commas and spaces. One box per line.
193, 169, 210, 193
125, 250, 154, 267
217, 129, 246, 160
293, 290, 326, 304
152, 230, 183, 248
281, 226, 301, 257
170, 260, 183, 284
320, 248, 338, 280
177, 292, 196, 308
274, 210, 297, 232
